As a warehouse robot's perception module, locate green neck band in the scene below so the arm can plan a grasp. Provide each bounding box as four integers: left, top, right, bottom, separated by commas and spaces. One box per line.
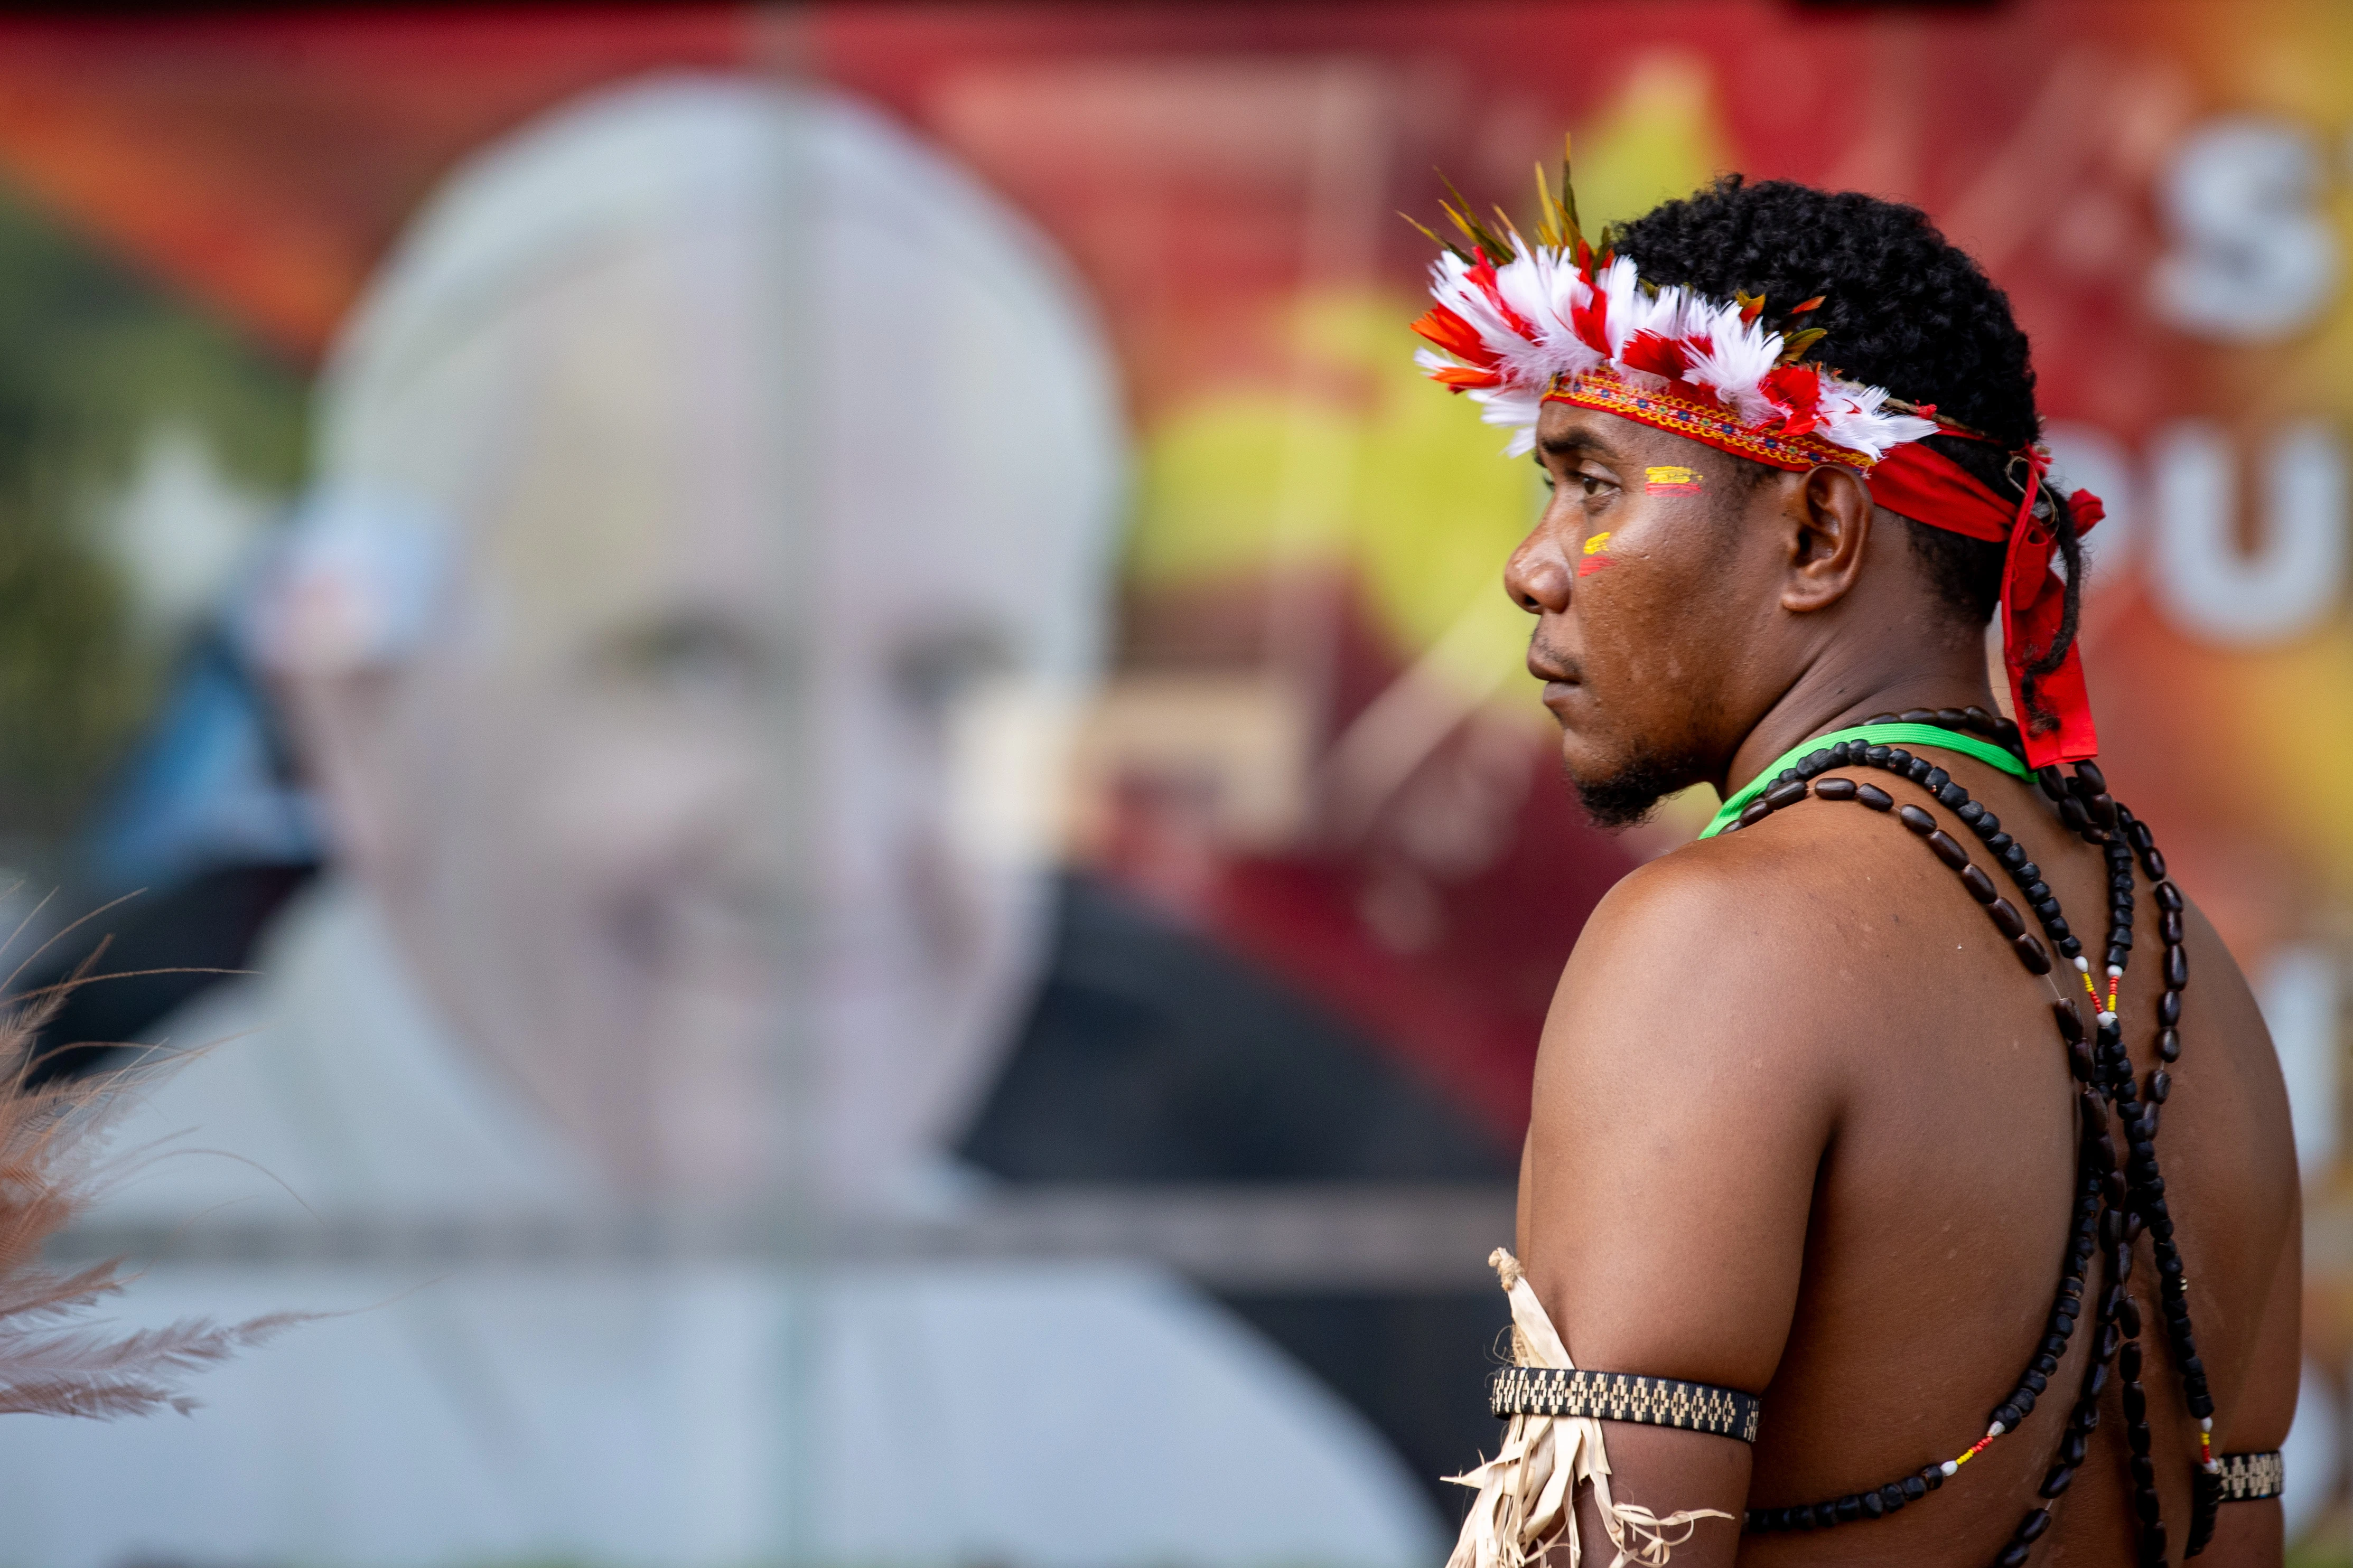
1699, 722, 2032, 840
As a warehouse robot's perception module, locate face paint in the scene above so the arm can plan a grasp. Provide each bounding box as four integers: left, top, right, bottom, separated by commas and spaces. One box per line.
1645, 465, 1703, 494
1577, 530, 1611, 576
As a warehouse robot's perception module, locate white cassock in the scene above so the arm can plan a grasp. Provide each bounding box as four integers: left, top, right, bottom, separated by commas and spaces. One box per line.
0, 881, 1440, 1568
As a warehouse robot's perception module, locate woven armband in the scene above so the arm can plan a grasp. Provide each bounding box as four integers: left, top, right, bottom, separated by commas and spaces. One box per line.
2216, 1450, 2283, 1502
1489, 1366, 1762, 1443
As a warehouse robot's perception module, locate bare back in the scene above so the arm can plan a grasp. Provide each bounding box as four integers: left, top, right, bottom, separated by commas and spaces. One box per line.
1518, 745, 2299, 1566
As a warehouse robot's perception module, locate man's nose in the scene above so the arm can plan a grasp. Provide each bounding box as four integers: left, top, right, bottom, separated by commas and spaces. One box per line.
1504, 533, 1572, 615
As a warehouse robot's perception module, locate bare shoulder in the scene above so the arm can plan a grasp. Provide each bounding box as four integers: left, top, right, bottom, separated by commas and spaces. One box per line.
1545, 799, 1932, 1092
1520, 805, 1901, 1388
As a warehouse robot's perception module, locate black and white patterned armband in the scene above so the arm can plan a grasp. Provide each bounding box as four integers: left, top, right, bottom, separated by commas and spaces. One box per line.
1489, 1366, 1763, 1443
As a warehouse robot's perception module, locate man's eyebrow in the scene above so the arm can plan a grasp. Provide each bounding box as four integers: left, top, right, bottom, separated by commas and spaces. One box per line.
1536, 428, 1621, 461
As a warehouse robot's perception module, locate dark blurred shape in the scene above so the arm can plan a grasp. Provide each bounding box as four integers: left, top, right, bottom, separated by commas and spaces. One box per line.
966, 872, 1512, 1513
0, 172, 312, 1083
23, 623, 319, 1086
20, 860, 314, 1087
969, 875, 1513, 1182
79, 630, 315, 898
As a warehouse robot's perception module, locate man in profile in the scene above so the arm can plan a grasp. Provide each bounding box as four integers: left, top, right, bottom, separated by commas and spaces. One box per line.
0, 75, 1437, 1568
1414, 174, 2299, 1565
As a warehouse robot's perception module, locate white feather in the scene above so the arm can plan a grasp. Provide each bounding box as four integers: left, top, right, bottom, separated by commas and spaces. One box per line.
1425, 252, 1557, 394
1815, 381, 1939, 461
1680, 299, 1783, 426
1592, 256, 1644, 360
1470, 386, 1546, 455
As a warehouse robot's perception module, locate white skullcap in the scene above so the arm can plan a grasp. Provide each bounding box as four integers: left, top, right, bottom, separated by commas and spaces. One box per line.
260, 72, 1126, 676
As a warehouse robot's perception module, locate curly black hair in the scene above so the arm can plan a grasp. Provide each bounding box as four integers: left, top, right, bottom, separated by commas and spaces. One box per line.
1611, 176, 2082, 718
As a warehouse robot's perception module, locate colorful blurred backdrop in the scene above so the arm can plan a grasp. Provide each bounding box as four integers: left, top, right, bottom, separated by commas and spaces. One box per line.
0, 3, 2344, 1564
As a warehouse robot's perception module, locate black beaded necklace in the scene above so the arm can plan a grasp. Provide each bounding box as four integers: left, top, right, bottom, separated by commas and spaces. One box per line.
1719, 708, 2218, 1566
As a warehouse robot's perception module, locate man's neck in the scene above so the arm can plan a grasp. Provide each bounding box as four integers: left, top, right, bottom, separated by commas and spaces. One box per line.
1716, 642, 2001, 803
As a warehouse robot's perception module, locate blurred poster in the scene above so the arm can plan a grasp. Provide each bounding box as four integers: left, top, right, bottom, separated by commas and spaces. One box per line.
0, 2, 2341, 1564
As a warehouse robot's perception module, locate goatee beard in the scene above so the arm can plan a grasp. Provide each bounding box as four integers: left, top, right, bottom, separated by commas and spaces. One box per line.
1569, 740, 1706, 830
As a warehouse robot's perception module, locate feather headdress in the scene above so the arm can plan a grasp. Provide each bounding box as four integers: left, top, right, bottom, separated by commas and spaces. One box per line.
1406, 144, 2108, 770
0, 948, 298, 1419
1409, 144, 1938, 465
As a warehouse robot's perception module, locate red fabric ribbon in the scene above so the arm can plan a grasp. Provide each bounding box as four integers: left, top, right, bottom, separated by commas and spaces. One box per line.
1864, 439, 2103, 770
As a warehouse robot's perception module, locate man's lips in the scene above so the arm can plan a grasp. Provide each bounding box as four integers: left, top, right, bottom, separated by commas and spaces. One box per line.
1527, 648, 1579, 686
1528, 653, 1581, 712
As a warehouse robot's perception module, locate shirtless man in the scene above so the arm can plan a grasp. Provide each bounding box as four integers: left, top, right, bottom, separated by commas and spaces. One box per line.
1416, 175, 2298, 1565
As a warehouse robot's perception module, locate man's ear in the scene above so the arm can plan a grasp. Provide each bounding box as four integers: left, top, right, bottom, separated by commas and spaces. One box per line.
268, 661, 405, 884
1780, 464, 1874, 613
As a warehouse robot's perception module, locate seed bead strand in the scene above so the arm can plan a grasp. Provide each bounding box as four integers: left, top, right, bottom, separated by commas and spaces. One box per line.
2145, 872, 2222, 1550
2029, 758, 2167, 1563
1948, 747, 2209, 1563
1730, 719, 2098, 1538
1731, 709, 2083, 978
1997, 1153, 2128, 1565
1724, 724, 2214, 1564
1928, 749, 2193, 1565
2086, 1032, 2168, 1567
2042, 769, 2217, 1560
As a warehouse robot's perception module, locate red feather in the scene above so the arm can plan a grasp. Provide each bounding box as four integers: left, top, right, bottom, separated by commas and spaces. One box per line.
1410, 305, 1499, 370
1464, 250, 1537, 341
1428, 365, 1502, 391
1570, 289, 1610, 356
1760, 365, 1823, 435
1619, 331, 1691, 380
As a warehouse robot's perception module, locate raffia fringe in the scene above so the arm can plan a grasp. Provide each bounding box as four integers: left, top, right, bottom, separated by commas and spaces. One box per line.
1443, 1248, 1731, 1568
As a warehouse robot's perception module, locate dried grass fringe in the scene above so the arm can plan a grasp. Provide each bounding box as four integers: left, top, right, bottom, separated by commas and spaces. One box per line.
0, 953, 300, 1418
1444, 1248, 1731, 1568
